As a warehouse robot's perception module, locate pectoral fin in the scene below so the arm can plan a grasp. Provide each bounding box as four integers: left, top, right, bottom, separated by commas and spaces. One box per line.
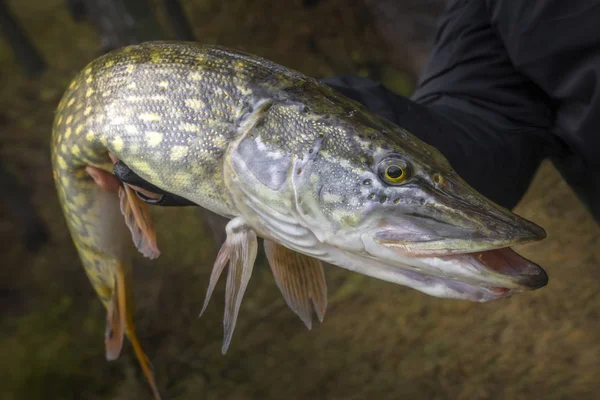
118, 184, 160, 259
264, 240, 327, 329
199, 217, 258, 354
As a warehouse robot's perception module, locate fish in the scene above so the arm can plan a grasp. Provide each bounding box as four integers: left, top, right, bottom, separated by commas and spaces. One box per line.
51, 41, 548, 398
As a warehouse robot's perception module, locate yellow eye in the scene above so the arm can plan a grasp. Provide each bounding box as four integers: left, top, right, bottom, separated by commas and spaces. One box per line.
378, 157, 411, 185
385, 164, 407, 183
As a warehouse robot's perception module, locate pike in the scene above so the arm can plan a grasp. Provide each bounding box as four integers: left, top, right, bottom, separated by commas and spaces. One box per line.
51, 42, 548, 398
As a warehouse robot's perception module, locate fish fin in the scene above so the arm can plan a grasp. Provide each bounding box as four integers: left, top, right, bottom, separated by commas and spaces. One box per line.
105, 265, 126, 361
118, 262, 162, 400
128, 335, 162, 400
199, 240, 231, 317
307, 255, 327, 323
198, 217, 258, 354
264, 240, 327, 329
118, 184, 160, 259
222, 218, 258, 354
239, 99, 273, 135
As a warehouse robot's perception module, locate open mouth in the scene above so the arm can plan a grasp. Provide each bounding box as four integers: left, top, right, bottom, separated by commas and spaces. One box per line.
362, 232, 548, 302
391, 245, 549, 300
365, 209, 549, 300
445, 247, 548, 288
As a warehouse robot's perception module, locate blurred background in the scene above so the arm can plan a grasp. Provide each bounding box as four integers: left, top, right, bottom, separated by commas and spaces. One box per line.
1, 1, 599, 399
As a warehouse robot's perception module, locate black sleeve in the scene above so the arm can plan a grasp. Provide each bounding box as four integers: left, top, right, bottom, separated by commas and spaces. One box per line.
411, 0, 600, 221
483, 0, 600, 221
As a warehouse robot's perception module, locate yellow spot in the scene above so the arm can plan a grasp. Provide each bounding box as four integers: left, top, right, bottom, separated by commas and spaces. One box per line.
60, 144, 67, 153
179, 122, 199, 132
84, 107, 92, 116
105, 60, 115, 68
146, 131, 163, 147
65, 127, 72, 138
112, 136, 124, 152
158, 81, 169, 89
86, 131, 96, 141
100, 136, 108, 146
86, 88, 95, 97
127, 82, 137, 90
172, 171, 191, 185
170, 146, 188, 161
72, 145, 81, 156
197, 56, 206, 63
73, 193, 87, 207
139, 113, 160, 122
236, 61, 245, 68
126, 65, 135, 73
130, 161, 161, 184
86, 75, 93, 84
69, 80, 77, 89
66, 115, 73, 125
239, 85, 252, 96
84, 67, 92, 75
185, 98, 204, 110
75, 125, 84, 135
67, 98, 75, 107
57, 116, 63, 125
57, 155, 67, 169
189, 71, 202, 81
125, 125, 138, 134
151, 52, 161, 63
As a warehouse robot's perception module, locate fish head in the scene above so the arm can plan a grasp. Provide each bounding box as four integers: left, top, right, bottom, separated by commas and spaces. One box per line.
292, 118, 548, 301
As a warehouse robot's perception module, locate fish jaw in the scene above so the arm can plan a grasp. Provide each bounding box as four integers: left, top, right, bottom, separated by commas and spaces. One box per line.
364, 231, 546, 295
326, 246, 527, 302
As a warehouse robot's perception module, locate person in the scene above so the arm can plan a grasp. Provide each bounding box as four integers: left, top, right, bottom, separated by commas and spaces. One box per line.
114, 0, 600, 224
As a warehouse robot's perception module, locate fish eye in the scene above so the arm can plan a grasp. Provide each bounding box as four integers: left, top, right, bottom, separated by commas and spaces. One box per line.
378, 156, 411, 185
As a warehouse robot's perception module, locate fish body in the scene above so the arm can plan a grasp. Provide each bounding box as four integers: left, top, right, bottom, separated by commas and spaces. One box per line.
51, 42, 548, 398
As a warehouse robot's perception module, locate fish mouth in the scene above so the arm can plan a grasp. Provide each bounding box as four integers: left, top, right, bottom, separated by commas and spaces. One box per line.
361, 211, 548, 301
361, 238, 548, 301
